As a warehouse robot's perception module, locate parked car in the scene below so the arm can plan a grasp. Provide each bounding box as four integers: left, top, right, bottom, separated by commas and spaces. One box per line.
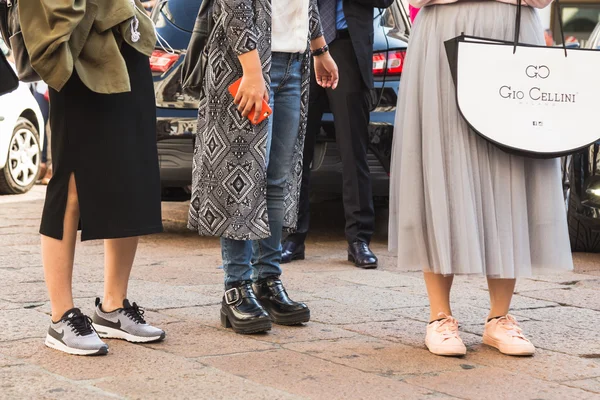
0, 44, 44, 195
150, 0, 410, 200
562, 22, 600, 252
547, 0, 600, 46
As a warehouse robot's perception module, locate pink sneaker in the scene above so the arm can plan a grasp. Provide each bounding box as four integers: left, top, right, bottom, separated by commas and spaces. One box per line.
483, 315, 535, 356
425, 313, 467, 356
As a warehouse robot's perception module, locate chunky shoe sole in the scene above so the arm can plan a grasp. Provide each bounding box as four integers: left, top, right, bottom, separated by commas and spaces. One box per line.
483, 333, 535, 356
348, 254, 378, 269
220, 310, 272, 334
93, 324, 166, 343
45, 334, 108, 356
261, 302, 310, 326
263, 307, 310, 326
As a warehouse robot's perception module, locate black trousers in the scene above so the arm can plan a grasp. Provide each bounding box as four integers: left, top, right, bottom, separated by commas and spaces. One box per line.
288, 36, 375, 245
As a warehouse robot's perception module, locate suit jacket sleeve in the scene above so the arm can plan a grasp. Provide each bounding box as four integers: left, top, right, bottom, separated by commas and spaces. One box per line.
309, 0, 324, 40
222, 0, 261, 55
19, 0, 89, 91
350, 0, 394, 8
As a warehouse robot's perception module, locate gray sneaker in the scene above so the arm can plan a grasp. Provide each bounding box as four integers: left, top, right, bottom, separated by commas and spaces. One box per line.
92, 298, 166, 343
45, 308, 109, 356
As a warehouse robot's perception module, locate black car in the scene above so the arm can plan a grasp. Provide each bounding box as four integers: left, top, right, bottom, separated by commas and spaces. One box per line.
562, 21, 600, 253
150, 0, 410, 201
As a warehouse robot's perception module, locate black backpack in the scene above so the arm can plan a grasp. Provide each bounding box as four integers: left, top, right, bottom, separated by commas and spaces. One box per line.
180, 0, 215, 98
0, 0, 40, 82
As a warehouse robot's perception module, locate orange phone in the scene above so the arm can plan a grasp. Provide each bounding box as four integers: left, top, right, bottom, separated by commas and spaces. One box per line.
228, 78, 272, 125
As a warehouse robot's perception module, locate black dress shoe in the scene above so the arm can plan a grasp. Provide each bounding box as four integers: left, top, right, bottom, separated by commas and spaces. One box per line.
254, 276, 310, 325
281, 241, 305, 264
220, 282, 272, 334
348, 241, 378, 269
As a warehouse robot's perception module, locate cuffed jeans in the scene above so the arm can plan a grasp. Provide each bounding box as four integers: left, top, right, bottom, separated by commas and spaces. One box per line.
221, 52, 303, 288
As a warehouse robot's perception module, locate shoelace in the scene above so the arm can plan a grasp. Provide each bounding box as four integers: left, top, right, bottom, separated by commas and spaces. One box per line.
123, 302, 147, 324
496, 314, 528, 341
434, 313, 461, 342
65, 314, 95, 337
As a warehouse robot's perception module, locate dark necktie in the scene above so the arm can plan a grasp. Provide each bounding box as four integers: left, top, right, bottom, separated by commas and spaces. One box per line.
318, 0, 338, 45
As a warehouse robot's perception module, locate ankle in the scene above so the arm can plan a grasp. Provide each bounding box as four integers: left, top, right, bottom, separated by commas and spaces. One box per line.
429, 310, 452, 323
487, 312, 509, 321
101, 297, 125, 313
51, 305, 75, 323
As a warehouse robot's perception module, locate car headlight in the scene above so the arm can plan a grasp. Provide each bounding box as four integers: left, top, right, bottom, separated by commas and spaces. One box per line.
586, 187, 600, 197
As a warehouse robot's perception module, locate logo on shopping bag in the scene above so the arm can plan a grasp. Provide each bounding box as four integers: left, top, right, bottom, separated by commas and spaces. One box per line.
525, 65, 550, 79
498, 65, 576, 104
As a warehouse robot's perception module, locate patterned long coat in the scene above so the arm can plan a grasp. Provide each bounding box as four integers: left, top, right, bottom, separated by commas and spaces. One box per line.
188, 0, 323, 240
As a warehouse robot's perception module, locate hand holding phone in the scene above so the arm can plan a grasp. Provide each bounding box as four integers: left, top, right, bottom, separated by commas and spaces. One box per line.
229, 76, 271, 125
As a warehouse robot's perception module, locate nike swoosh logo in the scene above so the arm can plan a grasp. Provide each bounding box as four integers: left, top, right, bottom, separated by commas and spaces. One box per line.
96, 315, 122, 331
48, 327, 66, 343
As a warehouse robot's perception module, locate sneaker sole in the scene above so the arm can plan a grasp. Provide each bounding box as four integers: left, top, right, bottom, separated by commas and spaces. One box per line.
425, 342, 466, 357
483, 333, 535, 356
45, 334, 108, 356
93, 324, 166, 343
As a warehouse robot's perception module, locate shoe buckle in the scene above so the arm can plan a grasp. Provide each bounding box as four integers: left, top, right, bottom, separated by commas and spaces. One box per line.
224, 288, 241, 305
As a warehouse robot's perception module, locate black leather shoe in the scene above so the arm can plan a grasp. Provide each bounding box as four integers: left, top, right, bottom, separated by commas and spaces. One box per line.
281, 241, 305, 264
220, 282, 272, 334
254, 276, 310, 325
348, 241, 378, 269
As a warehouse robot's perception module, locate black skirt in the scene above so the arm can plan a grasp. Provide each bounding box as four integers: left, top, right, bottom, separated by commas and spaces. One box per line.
40, 44, 163, 241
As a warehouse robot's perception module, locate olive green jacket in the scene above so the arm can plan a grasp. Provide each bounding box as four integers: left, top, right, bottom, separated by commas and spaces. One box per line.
20, 0, 156, 94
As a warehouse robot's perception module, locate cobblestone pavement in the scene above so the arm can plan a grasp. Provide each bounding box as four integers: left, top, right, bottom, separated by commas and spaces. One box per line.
1, 187, 599, 399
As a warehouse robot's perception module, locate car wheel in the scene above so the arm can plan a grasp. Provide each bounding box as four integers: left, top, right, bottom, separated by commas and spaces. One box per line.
567, 188, 600, 253
0, 117, 41, 195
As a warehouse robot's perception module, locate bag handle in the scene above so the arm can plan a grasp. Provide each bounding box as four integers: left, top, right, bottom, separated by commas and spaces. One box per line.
513, 0, 567, 57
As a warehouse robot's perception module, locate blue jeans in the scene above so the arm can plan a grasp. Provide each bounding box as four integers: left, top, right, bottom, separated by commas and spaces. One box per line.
221, 52, 303, 288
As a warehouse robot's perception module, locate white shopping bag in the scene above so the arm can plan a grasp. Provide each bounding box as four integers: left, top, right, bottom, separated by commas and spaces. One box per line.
444, 2, 600, 158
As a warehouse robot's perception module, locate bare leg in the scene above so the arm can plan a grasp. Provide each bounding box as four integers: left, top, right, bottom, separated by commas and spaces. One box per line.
424, 272, 454, 322
42, 174, 79, 322
487, 278, 516, 320
102, 237, 139, 312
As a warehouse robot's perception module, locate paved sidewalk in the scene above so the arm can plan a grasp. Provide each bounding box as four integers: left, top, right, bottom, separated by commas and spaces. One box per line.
1, 187, 599, 399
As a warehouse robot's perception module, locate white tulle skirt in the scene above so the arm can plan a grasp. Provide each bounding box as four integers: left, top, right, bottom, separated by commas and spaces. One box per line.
388, 2, 574, 278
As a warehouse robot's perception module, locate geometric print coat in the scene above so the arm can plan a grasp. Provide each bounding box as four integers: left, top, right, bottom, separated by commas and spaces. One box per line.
188, 0, 323, 240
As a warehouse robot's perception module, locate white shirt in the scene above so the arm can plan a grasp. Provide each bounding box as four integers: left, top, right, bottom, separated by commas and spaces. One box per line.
272, 0, 310, 53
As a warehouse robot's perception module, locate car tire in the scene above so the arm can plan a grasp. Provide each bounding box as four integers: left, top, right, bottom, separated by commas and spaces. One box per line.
0, 117, 41, 195
567, 191, 600, 253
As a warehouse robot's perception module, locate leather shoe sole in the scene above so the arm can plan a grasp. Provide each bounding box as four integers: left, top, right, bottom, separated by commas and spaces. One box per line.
220, 308, 272, 334
281, 252, 305, 264
262, 305, 310, 326
348, 254, 378, 269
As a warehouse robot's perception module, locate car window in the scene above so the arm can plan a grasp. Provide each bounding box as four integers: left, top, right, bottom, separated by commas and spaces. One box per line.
159, 0, 203, 32
587, 22, 600, 48
556, 4, 600, 45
